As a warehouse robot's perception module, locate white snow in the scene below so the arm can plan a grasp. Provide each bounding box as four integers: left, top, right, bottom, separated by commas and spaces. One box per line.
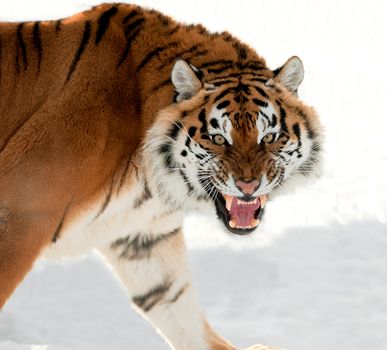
0, 1, 387, 350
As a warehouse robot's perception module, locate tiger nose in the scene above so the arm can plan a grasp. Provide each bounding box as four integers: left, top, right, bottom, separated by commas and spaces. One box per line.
235, 179, 260, 195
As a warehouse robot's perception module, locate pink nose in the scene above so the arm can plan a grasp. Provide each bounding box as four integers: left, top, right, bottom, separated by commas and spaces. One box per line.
235, 179, 259, 195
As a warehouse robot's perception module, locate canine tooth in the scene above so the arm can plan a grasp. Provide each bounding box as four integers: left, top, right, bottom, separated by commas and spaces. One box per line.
229, 219, 237, 228
253, 198, 257, 204
224, 195, 233, 211
237, 199, 242, 205
260, 195, 267, 208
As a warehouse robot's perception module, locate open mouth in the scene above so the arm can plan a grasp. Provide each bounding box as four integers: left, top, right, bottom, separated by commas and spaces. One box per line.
215, 193, 267, 235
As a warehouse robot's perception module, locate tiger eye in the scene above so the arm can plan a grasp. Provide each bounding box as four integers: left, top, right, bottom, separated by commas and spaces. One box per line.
212, 134, 226, 146
262, 133, 275, 144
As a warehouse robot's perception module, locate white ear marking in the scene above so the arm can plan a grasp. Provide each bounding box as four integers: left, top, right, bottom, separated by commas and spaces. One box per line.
273, 56, 304, 94
171, 60, 202, 102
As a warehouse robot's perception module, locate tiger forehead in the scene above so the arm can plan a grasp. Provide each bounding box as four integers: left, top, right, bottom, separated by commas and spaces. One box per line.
209, 82, 274, 131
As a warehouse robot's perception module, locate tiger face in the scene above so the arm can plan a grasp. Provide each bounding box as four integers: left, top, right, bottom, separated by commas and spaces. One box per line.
148, 58, 321, 235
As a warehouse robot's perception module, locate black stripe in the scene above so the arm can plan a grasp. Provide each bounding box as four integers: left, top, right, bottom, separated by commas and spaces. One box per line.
188, 126, 197, 137
179, 170, 194, 193
94, 176, 115, 220
116, 157, 132, 194
211, 79, 235, 86
132, 280, 173, 312
112, 228, 180, 260
294, 107, 317, 140
66, 21, 91, 83
117, 18, 145, 68
124, 17, 145, 36
185, 126, 196, 147
16, 23, 27, 72
253, 98, 268, 108
252, 85, 268, 98
165, 25, 179, 36
33, 21, 42, 72
168, 284, 188, 304
250, 77, 268, 83
293, 123, 301, 138
279, 106, 288, 133
164, 150, 175, 169
136, 42, 178, 73
214, 87, 234, 102
117, 27, 141, 68
217, 100, 230, 110
198, 109, 208, 134
244, 60, 266, 70
133, 180, 152, 208
160, 44, 201, 67
233, 42, 247, 60
95, 6, 118, 45
159, 142, 170, 154
207, 64, 234, 74
208, 72, 266, 84
168, 120, 182, 140
260, 111, 270, 128
52, 202, 71, 243
55, 20, 61, 33
198, 59, 234, 69
271, 114, 278, 128
123, 10, 139, 24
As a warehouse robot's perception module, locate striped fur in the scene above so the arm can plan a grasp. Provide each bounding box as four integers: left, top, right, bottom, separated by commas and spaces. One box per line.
0, 4, 321, 350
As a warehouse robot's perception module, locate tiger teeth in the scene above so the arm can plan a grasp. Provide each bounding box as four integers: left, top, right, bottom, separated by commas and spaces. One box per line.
237, 199, 257, 205
251, 218, 260, 227
260, 195, 267, 208
229, 219, 237, 228
224, 195, 233, 211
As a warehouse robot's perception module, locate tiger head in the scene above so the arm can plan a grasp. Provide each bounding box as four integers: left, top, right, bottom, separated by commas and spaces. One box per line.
145, 57, 322, 235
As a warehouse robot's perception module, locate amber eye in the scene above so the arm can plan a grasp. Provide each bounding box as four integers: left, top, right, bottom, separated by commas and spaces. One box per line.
262, 133, 276, 144
212, 134, 226, 146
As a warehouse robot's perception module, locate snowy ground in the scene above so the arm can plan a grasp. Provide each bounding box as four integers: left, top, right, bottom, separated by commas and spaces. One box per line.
0, 1, 387, 350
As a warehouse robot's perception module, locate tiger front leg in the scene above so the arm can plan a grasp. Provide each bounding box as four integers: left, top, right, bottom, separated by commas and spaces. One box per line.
99, 227, 240, 350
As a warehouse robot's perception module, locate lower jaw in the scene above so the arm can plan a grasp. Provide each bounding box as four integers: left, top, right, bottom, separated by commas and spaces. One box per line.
222, 222, 257, 235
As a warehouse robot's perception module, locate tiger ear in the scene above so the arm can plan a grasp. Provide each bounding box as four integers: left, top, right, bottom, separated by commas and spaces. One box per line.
171, 60, 203, 102
272, 56, 304, 94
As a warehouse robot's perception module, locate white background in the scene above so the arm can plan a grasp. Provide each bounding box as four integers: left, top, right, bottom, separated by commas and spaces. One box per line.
0, 1, 386, 350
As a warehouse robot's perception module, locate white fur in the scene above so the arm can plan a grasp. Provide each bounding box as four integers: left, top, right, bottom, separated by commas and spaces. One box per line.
43, 138, 210, 349
256, 102, 281, 143
273, 56, 304, 93
41, 90, 317, 350
208, 106, 233, 145
171, 60, 202, 102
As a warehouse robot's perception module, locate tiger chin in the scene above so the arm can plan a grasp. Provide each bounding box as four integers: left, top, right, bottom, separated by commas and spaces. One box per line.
0, 3, 322, 350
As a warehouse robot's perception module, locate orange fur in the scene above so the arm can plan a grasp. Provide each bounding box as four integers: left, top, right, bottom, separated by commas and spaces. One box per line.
0, 4, 320, 349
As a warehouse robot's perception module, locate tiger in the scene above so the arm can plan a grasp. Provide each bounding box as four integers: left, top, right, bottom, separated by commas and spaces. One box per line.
0, 3, 322, 350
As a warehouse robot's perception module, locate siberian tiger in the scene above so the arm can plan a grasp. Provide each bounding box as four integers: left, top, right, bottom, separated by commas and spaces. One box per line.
0, 3, 322, 350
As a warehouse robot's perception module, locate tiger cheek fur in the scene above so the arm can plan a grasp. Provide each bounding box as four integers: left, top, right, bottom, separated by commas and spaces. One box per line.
0, 3, 322, 350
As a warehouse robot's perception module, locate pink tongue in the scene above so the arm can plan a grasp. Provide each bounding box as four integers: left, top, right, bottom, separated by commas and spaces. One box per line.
230, 198, 261, 227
